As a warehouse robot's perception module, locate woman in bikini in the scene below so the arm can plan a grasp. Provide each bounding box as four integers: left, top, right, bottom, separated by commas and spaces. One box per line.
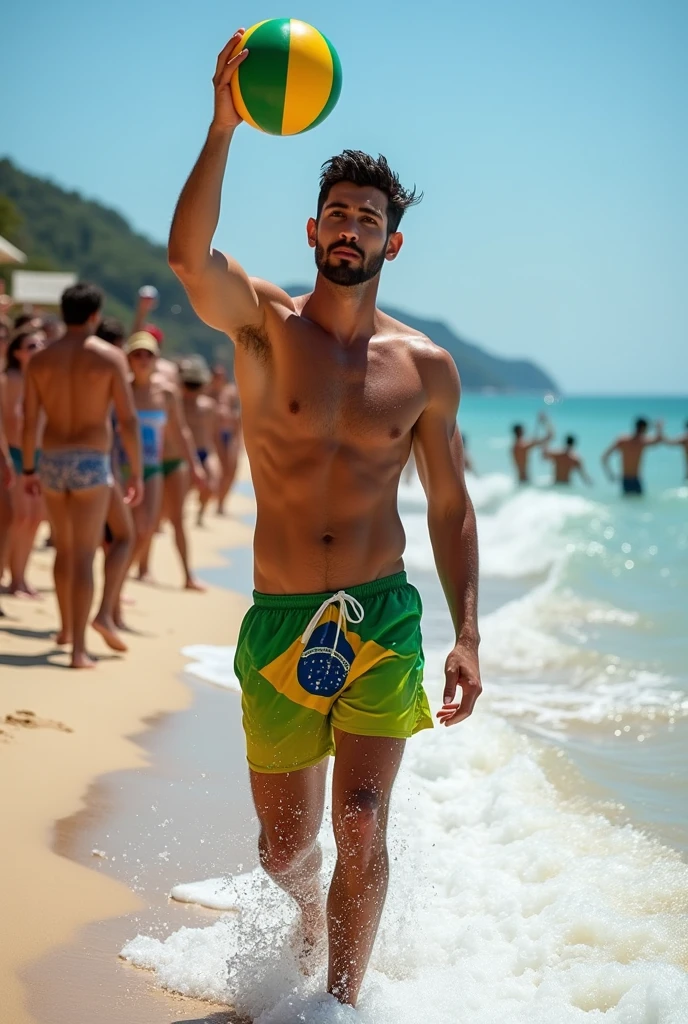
1, 325, 46, 596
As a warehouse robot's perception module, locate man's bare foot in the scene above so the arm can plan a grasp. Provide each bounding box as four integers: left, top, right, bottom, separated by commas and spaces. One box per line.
184, 577, 207, 592
55, 629, 72, 646
92, 616, 128, 652
8, 581, 41, 599
290, 902, 327, 976
71, 652, 96, 669
136, 570, 155, 584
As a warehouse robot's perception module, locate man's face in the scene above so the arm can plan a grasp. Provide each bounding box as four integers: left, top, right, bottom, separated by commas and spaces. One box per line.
308, 182, 402, 287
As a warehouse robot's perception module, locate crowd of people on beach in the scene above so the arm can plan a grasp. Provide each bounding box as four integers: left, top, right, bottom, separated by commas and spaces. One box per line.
0, 282, 242, 666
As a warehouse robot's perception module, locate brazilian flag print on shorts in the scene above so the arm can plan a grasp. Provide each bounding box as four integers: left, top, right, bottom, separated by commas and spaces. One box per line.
234, 572, 433, 774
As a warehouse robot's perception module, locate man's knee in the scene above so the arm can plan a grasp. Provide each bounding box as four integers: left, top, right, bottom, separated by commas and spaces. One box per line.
259, 828, 315, 878
335, 788, 384, 867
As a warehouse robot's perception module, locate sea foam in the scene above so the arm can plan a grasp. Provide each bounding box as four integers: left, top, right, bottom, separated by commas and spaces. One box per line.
122, 706, 688, 1022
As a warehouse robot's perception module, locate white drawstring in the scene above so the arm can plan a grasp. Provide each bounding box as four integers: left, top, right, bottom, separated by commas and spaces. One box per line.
300, 590, 365, 658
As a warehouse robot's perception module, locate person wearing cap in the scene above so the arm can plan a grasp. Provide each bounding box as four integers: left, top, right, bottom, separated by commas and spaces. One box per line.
131, 286, 180, 386
22, 283, 143, 669
121, 333, 201, 589
179, 357, 221, 526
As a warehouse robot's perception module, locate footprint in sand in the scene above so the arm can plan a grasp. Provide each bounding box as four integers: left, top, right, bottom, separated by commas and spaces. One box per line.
3, 709, 73, 733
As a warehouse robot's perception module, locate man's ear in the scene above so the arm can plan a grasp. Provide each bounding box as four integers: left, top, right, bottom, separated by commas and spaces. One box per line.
306, 217, 317, 249
385, 231, 403, 262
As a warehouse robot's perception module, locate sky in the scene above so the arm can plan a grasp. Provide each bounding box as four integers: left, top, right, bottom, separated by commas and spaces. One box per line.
3, 0, 687, 394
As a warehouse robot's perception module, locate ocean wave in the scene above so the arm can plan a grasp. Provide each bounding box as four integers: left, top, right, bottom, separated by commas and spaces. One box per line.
121, 712, 688, 1022
476, 575, 687, 731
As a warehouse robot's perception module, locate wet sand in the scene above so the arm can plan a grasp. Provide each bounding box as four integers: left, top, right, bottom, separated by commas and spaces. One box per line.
0, 474, 254, 1024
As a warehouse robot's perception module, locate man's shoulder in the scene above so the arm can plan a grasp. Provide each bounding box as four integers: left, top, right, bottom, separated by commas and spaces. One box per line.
377, 311, 455, 367
251, 278, 298, 315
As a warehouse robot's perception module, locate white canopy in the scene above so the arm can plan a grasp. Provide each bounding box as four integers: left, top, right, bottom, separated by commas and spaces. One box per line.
0, 234, 27, 265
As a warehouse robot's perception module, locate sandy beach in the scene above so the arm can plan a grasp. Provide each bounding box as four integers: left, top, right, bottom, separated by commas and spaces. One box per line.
1, 477, 255, 1024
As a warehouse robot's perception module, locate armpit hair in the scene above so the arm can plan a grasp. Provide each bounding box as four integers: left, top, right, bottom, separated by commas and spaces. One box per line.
235, 323, 270, 362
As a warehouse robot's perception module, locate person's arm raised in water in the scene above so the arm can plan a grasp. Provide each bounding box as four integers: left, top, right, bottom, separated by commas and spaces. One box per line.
169, 30, 273, 340
645, 420, 664, 446
601, 438, 620, 481
529, 412, 554, 452
413, 346, 482, 727
576, 457, 593, 486
111, 350, 144, 507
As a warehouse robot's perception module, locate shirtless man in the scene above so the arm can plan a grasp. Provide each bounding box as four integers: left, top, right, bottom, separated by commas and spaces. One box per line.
601, 417, 663, 495
511, 412, 553, 483
179, 357, 221, 526
92, 316, 136, 646
664, 421, 688, 480
168, 30, 482, 1010
543, 434, 592, 486
22, 283, 143, 668
209, 364, 242, 514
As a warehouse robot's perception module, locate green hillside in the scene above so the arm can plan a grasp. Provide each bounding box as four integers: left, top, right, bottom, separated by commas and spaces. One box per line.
0, 158, 230, 366
0, 158, 558, 392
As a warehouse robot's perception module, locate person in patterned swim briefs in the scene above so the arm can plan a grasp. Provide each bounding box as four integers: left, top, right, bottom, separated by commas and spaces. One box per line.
22, 283, 143, 668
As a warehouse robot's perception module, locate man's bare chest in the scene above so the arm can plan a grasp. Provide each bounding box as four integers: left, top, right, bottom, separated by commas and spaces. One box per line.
264, 333, 425, 445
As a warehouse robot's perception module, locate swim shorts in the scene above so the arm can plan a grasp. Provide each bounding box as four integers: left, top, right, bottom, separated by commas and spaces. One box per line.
39, 448, 113, 492
622, 476, 643, 495
234, 571, 433, 774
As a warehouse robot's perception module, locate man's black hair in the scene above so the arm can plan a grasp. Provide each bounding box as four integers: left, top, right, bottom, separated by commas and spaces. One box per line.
96, 316, 126, 345
635, 417, 649, 433
566, 435, 576, 447
317, 150, 421, 234
513, 423, 524, 438
60, 282, 104, 326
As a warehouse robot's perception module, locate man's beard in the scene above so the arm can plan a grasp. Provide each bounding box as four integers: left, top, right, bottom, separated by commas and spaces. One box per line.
315, 240, 386, 287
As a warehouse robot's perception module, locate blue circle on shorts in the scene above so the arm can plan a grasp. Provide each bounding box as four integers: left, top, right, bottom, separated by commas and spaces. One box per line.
297, 621, 355, 697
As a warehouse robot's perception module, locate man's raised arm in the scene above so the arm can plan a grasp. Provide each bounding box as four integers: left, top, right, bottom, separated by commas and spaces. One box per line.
168, 30, 261, 336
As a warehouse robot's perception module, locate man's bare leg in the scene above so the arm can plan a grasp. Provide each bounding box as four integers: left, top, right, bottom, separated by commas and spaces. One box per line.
165, 464, 205, 590
45, 485, 111, 667
327, 731, 405, 1007
92, 480, 133, 651
43, 491, 73, 645
250, 760, 329, 958
216, 445, 238, 515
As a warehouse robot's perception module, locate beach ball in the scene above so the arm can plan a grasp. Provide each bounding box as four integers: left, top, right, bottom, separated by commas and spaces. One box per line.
230, 19, 342, 136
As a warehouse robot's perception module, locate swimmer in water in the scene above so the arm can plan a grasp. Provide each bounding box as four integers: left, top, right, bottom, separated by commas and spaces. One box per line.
601, 417, 663, 495
542, 434, 592, 485
511, 412, 553, 483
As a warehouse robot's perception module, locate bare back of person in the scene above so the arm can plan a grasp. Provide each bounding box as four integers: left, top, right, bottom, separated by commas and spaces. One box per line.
32, 334, 121, 453
511, 439, 531, 483
238, 291, 427, 593
550, 450, 579, 484
615, 435, 647, 478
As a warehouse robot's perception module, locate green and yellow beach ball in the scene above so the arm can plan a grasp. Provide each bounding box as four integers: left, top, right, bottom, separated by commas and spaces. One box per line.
231, 19, 342, 136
